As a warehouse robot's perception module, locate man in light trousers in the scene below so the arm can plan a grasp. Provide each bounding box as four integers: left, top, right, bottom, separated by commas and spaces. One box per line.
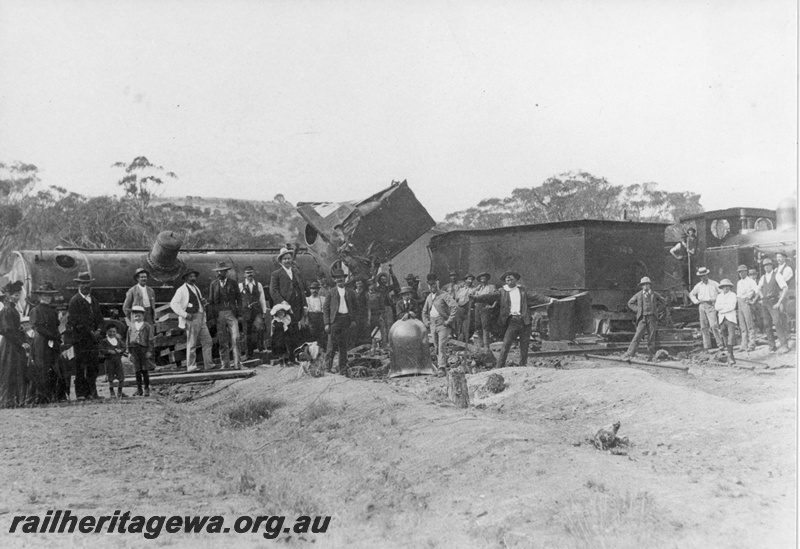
689, 267, 723, 351
422, 273, 458, 371
170, 269, 215, 371
735, 264, 758, 351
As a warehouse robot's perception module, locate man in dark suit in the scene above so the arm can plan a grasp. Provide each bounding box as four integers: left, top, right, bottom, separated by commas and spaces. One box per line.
323, 268, 358, 373
67, 272, 104, 399
395, 286, 419, 320
269, 247, 308, 335
621, 276, 667, 361
208, 261, 243, 369
471, 270, 553, 369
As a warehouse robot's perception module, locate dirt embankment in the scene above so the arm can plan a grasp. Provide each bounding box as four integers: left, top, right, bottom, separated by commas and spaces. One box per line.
0, 351, 796, 548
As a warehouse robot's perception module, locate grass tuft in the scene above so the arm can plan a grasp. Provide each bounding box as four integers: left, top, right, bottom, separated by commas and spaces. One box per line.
224, 398, 285, 428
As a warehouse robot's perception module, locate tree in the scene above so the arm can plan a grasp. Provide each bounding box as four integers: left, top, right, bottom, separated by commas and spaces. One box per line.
112, 156, 177, 217
0, 161, 40, 251
442, 172, 703, 229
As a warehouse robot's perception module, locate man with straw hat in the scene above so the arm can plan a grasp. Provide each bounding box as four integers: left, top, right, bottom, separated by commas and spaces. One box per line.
621, 276, 666, 361
67, 272, 103, 400
714, 279, 738, 364
735, 265, 758, 351
170, 268, 214, 372
689, 267, 723, 352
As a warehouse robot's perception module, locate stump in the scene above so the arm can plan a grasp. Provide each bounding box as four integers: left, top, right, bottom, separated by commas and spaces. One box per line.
446, 368, 470, 408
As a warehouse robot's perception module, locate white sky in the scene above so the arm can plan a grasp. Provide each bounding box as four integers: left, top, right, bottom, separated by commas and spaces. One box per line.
0, 0, 797, 221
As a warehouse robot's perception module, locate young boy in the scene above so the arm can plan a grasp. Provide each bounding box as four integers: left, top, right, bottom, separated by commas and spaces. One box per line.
127, 305, 155, 396
99, 322, 127, 398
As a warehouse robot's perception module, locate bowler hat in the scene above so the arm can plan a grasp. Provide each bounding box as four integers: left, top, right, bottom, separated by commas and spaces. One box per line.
639, 277, 652, 285
331, 268, 346, 279
182, 269, 200, 280
212, 261, 231, 272
501, 271, 521, 281
309, 281, 320, 289
747, 269, 758, 275
737, 264, 748, 272
133, 268, 150, 280
405, 273, 416, 281
277, 248, 293, 260
33, 282, 59, 294
477, 271, 491, 281
696, 267, 710, 276
73, 272, 95, 283
399, 286, 413, 295
719, 279, 734, 288
244, 265, 254, 273
426, 273, 439, 282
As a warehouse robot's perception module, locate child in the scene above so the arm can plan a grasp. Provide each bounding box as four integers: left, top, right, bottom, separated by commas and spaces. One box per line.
99, 322, 127, 398
127, 305, 155, 396
270, 303, 294, 364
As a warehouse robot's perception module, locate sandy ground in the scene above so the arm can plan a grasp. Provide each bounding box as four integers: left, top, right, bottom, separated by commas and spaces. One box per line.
0, 347, 796, 548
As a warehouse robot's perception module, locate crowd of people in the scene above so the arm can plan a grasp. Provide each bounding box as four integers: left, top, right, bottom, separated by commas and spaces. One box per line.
0, 243, 794, 408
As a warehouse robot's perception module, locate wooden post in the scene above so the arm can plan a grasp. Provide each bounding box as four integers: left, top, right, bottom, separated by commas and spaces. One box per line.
446, 367, 470, 408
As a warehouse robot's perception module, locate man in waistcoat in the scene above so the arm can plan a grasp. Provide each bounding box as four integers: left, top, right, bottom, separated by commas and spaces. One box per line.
238, 266, 267, 360
324, 268, 358, 373
621, 277, 667, 361
170, 269, 214, 372
422, 273, 458, 371
758, 257, 790, 353
208, 261, 243, 369
735, 264, 758, 351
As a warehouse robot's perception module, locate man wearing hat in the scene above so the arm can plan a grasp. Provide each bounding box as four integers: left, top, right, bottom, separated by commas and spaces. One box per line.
757, 258, 790, 353
269, 248, 308, 336
306, 281, 326, 351
395, 286, 419, 320
689, 267, 723, 352
472, 272, 497, 350
238, 266, 268, 359
670, 227, 698, 304
170, 269, 214, 372
67, 272, 103, 400
775, 250, 794, 286
123, 268, 156, 325
323, 268, 358, 373
471, 271, 553, 368
454, 274, 477, 341
29, 282, 64, 402
714, 279, 738, 364
442, 271, 462, 299
621, 277, 667, 361
208, 261, 243, 369
735, 265, 758, 351
422, 273, 458, 370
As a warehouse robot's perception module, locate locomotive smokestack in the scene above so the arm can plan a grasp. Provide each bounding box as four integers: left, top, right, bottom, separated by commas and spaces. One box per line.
148, 231, 183, 271
776, 196, 796, 231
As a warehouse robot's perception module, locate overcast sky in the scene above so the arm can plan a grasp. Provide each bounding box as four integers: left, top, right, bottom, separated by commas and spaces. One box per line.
0, 0, 796, 221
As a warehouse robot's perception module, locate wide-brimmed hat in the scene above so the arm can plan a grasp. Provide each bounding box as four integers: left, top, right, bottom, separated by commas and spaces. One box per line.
309, 281, 320, 289
399, 286, 413, 295
639, 277, 652, 285
73, 272, 95, 283
696, 267, 710, 276
776, 250, 788, 257
719, 279, 734, 288
182, 269, 200, 280
331, 268, 346, 279
737, 264, 748, 272
277, 247, 293, 260
376, 272, 390, 282
212, 261, 231, 272
477, 271, 491, 281
426, 273, 439, 282
464, 273, 475, 280
33, 282, 59, 294
132, 268, 149, 280
103, 319, 127, 334
501, 271, 521, 281
762, 258, 773, 266
131, 305, 146, 314
270, 302, 292, 316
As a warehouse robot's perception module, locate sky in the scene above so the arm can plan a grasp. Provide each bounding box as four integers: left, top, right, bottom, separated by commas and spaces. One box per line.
0, 0, 797, 222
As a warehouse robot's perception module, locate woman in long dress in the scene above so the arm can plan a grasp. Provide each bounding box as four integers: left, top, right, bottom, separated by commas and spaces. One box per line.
0, 281, 31, 407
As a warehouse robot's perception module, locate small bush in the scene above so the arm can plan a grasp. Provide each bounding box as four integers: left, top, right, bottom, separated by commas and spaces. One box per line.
224, 398, 285, 428
301, 399, 335, 423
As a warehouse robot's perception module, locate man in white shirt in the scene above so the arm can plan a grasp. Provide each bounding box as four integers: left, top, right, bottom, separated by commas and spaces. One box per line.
123, 268, 156, 325
775, 251, 794, 286
170, 269, 215, 372
714, 279, 738, 365
323, 268, 358, 373
306, 281, 326, 351
758, 258, 790, 353
422, 273, 458, 371
689, 267, 723, 352
735, 265, 758, 351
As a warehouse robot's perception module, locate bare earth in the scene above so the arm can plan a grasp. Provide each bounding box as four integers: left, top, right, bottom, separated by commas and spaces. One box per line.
0, 348, 796, 548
